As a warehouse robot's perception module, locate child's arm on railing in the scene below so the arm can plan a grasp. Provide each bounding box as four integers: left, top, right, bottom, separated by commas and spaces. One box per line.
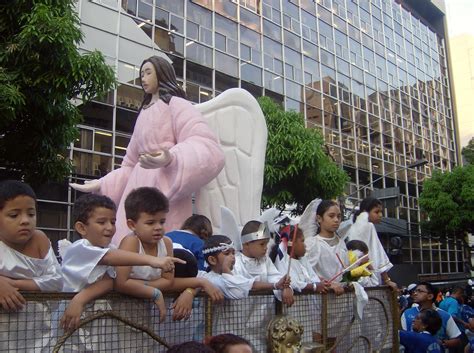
0, 276, 25, 311
60, 275, 113, 331
163, 277, 224, 321
100, 248, 185, 271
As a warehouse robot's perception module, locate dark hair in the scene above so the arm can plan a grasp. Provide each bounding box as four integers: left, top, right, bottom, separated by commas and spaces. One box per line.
416, 282, 438, 303
0, 180, 36, 209
269, 225, 303, 262
353, 197, 382, 222
182, 214, 213, 240
418, 309, 442, 335
173, 248, 198, 278
206, 334, 252, 353
166, 341, 215, 353
241, 220, 262, 236
346, 239, 369, 254
316, 200, 339, 233
124, 187, 169, 221
140, 56, 186, 108
73, 194, 116, 224
203, 235, 232, 262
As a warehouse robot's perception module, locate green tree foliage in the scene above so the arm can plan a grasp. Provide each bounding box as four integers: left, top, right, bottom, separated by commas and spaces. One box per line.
0, 0, 115, 185
462, 137, 474, 165
419, 165, 474, 238
258, 96, 349, 214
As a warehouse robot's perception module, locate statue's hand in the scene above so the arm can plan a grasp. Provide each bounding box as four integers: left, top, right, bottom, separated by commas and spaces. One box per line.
70, 179, 101, 193
139, 149, 172, 169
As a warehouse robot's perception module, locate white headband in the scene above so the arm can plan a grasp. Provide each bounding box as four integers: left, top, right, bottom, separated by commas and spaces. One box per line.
241, 222, 271, 244
202, 242, 235, 255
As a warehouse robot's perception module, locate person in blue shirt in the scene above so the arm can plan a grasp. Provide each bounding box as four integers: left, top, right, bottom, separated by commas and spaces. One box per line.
167, 214, 212, 271
440, 287, 464, 319
400, 309, 442, 353
401, 282, 462, 351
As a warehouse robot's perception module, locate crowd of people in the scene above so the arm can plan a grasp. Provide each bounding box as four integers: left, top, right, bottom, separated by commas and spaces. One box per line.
399, 281, 474, 353
0, 179, 473, 352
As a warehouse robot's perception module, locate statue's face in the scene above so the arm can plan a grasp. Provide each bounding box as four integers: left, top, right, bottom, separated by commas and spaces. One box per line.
140, 62, 158, 95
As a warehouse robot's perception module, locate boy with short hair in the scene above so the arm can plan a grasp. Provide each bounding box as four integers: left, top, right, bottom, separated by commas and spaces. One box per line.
399, 309, 443, 353
198, 235, 255, 299
60, 194, 183, 330
232, 220, 293, 304
0, 180, 63, 308
0, 180, 63, 352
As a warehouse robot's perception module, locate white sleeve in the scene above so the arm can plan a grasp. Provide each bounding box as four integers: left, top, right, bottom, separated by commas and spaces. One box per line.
400, 312, 407, 331
220, 273, 255, 299
61, 240, 110, 291
445, 316, 461, 338
304, 237, 320, 270
33, 246, 64, 292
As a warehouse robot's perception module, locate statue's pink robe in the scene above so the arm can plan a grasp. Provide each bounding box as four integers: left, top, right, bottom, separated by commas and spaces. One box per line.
98, 97, 224, 244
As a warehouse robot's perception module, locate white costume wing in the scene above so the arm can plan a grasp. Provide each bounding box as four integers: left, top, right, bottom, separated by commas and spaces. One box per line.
299, 198, 322, 239
347, 212, 371, 241
220, 206, 242, 251
258, 208, 281, 233
338, 218, 353, 240
194, 88, 268, 230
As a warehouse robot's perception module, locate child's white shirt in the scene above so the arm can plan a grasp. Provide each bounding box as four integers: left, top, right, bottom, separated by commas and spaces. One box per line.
197, 270, 255, 299
129, 237, 166, 281
305, 234, 348, 281
275, 253, 321, 292
0, 240, 63, 291
61, 239, 116, 292
233, 252, 283, 284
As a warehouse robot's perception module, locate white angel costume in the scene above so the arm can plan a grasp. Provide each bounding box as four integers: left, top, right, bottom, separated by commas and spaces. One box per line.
56, 239, 118, 352
231, 252, 284, 350
0, 240, 63, 353
197, 270, 255, 300
346, 212, 393, 283
305, 234, 348, 281
275, 251, 324, 344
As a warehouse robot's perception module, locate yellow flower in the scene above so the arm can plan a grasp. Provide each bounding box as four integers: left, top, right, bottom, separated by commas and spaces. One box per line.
350, 261, 372, 278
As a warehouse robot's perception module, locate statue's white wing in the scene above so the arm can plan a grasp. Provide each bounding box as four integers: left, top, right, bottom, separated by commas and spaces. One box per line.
299, 198, 322, 239
195, 88, 267, 230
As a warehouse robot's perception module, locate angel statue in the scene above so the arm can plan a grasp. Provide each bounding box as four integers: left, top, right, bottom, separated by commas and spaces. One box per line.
71, 56, 225, 244
71, 55, 269, 244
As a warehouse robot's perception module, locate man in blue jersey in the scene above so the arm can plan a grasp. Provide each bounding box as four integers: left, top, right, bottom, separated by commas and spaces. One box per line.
401, 282, 462, 352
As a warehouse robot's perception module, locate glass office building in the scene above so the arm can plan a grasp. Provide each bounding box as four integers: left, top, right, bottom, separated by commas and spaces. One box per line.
36, 0, 465, 280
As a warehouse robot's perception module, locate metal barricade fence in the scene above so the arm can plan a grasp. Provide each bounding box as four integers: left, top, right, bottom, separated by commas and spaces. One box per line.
0, 287, 399, 353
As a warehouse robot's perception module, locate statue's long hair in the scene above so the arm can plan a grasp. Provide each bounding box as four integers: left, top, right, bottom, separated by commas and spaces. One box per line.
139, 56, 186, 109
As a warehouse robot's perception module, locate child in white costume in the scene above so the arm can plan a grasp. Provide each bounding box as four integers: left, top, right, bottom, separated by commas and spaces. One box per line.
231, 221, 293, 351
346, 197, 397, 290
59, 194, 183, 351
300, 199, 349, 347
198, 235, 255, 299
0, 180, 63, 353
271, 224, 330, 344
